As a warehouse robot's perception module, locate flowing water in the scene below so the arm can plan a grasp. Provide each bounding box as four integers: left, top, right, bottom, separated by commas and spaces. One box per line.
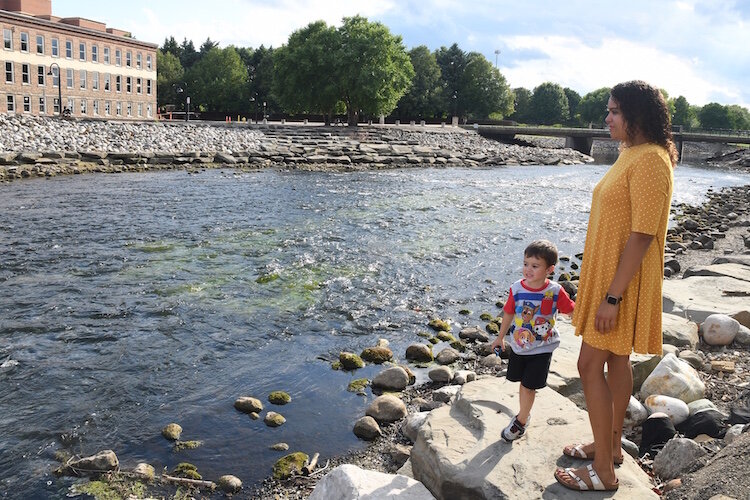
1, 164, 749, 497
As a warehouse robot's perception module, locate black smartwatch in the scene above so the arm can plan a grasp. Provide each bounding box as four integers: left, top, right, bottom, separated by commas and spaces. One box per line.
605, 293, 622, 305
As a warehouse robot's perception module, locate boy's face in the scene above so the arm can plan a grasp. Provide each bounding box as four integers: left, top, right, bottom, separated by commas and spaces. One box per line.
523, 255, 554, 287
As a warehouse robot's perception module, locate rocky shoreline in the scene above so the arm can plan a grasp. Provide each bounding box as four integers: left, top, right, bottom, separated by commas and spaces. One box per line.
0, 115, 594, 182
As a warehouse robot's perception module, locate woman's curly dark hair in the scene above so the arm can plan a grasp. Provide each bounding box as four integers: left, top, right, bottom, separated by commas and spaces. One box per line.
610, 80, 678, 166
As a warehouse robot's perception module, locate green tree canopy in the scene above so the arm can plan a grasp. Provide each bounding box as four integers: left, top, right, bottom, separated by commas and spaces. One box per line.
699, 102, 730, 129
156, 50, 184, 109
563, 87, 581, 125
186, 46, 248, 114
671, 96, 696, 129
435, 43, 468, 118
509, 87, 532, 123
161, 36, 181, 60
394, 45, 443, 119
460, 52, 513, 119
578, 87, 611, 126
179, 38, 199, 69
726, 104, 750, 130
529, 82, 569, 125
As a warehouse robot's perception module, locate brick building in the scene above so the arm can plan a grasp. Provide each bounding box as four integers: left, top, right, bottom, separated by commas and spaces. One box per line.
1, 0, 157, 120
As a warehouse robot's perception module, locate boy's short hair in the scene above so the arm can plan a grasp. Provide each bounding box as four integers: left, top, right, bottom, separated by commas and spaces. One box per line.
524, 240, 558, 268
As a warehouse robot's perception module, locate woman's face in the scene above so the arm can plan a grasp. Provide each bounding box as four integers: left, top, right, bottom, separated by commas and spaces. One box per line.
605, 97, 628, 142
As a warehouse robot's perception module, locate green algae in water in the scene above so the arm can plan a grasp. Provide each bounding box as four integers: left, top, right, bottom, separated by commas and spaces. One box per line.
71, 477, 146, 500
256, 273, 280, 284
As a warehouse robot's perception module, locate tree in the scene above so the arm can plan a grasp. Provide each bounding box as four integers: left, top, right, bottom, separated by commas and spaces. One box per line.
509, 87, 532, 123
199, 38, 219, 56
335, 16, 413, 125
671, 96, 694, 129
563, 87, 581, 125
699, 102, 730, 130
460, 52, 513, 119
529, 82, 569, 125
179, 38, 199, 69
393, 45, 443, 119
273, 22, 339, 121
435, 43, 468, 118
726, 105, 750, 130
578, 87, 611, 127
186, 46, 248, 113
161, 36, 181, 60
156, 50, 184, 109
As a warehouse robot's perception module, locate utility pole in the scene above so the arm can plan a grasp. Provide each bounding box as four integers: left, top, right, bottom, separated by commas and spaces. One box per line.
494, 49, 501, 68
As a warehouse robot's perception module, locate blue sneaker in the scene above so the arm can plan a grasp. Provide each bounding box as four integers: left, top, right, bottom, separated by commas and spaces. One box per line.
502, 415, 529, 442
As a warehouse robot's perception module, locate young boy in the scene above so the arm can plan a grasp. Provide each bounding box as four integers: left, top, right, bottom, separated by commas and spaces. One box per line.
490, 239, 575, 442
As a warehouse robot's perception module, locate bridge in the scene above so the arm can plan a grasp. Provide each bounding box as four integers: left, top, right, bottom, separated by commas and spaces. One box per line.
462, 125, 750, 159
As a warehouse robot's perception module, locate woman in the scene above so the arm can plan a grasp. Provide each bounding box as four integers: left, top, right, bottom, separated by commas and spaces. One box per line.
554, 80, 677, 492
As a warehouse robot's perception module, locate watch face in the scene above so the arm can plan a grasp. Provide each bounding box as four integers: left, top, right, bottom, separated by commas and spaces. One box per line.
606, 295, 618, 305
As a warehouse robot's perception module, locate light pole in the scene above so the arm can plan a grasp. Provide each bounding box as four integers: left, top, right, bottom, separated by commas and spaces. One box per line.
494, 49, 501, 68
174, 82, 189, 121
263, 101, 267, 123
47, 62, 62, 117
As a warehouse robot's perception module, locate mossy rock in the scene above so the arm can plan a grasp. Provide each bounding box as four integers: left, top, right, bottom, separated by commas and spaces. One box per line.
416, 331, 432, 339
428, 336, 439, 345
272, 452, 309, 480
173, 462, 202, 480
72, 477, 147, 500
428, 318, 451, 332
268, 391, 292, 405
458, 309, 471, 315
339, 352, 365, 370
256, 273, 280, 284
161, 423, 182, 441
485, 322, 500, 334
450, 340, 467, 352
558, 272, 571, 282
347, 378, 370, 393
495, 301, 505, 309
234, 396, 263, 414
479, 312, 493, 321
264, 411, 286, 427
331, 361, 342, 370
360, 346, 393, 364
174, 440, 203, 451
436, 332, 456, 342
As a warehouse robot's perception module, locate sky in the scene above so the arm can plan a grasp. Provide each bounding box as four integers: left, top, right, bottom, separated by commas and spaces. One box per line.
52, 0, 750, 108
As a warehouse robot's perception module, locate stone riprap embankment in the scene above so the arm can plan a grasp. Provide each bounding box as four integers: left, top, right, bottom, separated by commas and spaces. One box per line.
0, 115, 593, 182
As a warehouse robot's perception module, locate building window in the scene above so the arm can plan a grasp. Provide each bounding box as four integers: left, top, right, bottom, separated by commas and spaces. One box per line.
136, 77, 141, 94
79, 42, 86, 61
92, 72, 99, 91
146, 79, 152, 95
5, 61, 13, 83
51, 66, 59, 87
37, 65, 45, 85
126, 51, 132, 67
80, 70, 87, 89
65, 40, 73, 58
115, 75, 121, 92
3, 28, 12, 50
53, 97, 60, 113
126, 76, 131, 93
146, 54, 152, 70
127, 102, 132, 116
51, 38, 59, 57
93, 100, 99, 115
136, 53, 142, 69
23, 95, 30, 112
21, 63, 30, 84
104, 74, 110, 91
66, 68, 73, 88
116, 101, 122, 116
92, 44, 98, 62
137, 102, 143, 117
115, 49, 121, 66
147, 103, 152, 118
39, 96, 46, 113
80, 99, 87, 115
105, 101, 111, 115
103, 46, 110, 64
36, 35, 44, 54
7, 95, 15, 112
20, 32, 29, 52
67, 97, 74, 114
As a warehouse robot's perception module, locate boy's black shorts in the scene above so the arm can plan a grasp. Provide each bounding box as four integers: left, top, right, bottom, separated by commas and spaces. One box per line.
506, 349, 553, 390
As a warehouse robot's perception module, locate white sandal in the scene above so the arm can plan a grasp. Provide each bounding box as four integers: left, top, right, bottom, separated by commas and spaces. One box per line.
555, 464, 619, 491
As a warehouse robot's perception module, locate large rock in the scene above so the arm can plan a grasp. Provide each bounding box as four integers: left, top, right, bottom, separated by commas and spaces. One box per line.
545, 320, 585, 402
653, 437, 707, 480
644, 395, 690, 425
631, 353, 662, 393
682, 263, 750, 282
406, 344, 433, 362
435, 347, 460, 365
60, 450, 119, 476
366, 395, 407, 424
373, 367, 410, 391
624, 396, 649, 428
701, 314, 740, 346
640, 353, 705, 403
662, 276, 750, 323
662, 314, 699, 349
428, 366, 453, 383
402, 412, 430, 444
410, 378, 658, 499
353, 416, 382, 441
309, 464, 435, 500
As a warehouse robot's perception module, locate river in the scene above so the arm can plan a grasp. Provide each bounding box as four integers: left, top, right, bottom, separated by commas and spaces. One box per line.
1, 163, 749, 497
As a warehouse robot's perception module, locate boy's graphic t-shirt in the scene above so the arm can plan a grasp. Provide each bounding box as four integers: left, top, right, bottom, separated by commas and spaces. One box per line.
503, 278, 575, 355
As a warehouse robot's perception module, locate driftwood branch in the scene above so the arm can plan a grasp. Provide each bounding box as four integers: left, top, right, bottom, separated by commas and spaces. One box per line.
162, 474, 216, 490
302, 453, 320, 475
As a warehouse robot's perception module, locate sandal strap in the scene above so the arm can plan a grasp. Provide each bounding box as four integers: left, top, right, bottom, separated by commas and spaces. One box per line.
565, 468, 589, 491
573, 444, 588, 459
586, 464, 605, 491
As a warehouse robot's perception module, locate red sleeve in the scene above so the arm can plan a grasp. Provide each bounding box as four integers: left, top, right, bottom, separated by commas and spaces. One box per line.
503, 288, 515, 315
557, 287, 575, 314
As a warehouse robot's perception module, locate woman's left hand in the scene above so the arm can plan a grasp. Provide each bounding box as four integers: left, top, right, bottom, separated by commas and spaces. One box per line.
594, 300, 619, 333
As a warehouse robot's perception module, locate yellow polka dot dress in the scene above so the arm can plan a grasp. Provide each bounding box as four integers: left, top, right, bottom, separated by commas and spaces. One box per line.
573, 143, 673, 355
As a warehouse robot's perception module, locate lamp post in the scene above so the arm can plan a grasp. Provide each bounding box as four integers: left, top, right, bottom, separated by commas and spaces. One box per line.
47, 62, 62, 117
174, 82, 189, 121
494, 49, 501, 68
263, 101, 267, 123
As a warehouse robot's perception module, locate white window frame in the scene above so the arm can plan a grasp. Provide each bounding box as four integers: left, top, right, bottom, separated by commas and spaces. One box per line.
126, 50, 132, 67
37, 65, 45, 85
7, 94, 15, 112
65, 39, 73, 59
51, 66, 59, 87
137, 102, 143, 117
51, 38, 59, 57
115, 75, 121, 92
53, 96, 60, 114
103, 46, 110, 64
105, 100, 111, 115
3, 28, 12, 50
36, 34, 44, 54
92, 71, 99, 91
79, 42, 86, 61
23, 95, 31, 112
115, 49, 121, 66
126, 76, 131, 93
79, 69, 87, 90
93, 100, 99, 115
66, 68, 73, 89
104, 73, 111, 92
5, 61, 14, 83
20, 32, 29, 52
146, 54, 152, 70
66, 97, 74, 114
126, 102, 132, 116
147, 103, 152, 118
116, 101, 122, 116
136, 77, 141, 94
39, 96, 46, 114
146, 79, 152, 95
136, 53, 142, 69
80, 98, 87, 115
21, 63, 30, 85
92, 44, 98, 63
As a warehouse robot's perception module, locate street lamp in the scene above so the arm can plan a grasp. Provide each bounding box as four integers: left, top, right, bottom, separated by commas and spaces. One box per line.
263, 101, 267, 123
47, 62, 62, 117
174, 82, 189, 121
494, 49, 501, 68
